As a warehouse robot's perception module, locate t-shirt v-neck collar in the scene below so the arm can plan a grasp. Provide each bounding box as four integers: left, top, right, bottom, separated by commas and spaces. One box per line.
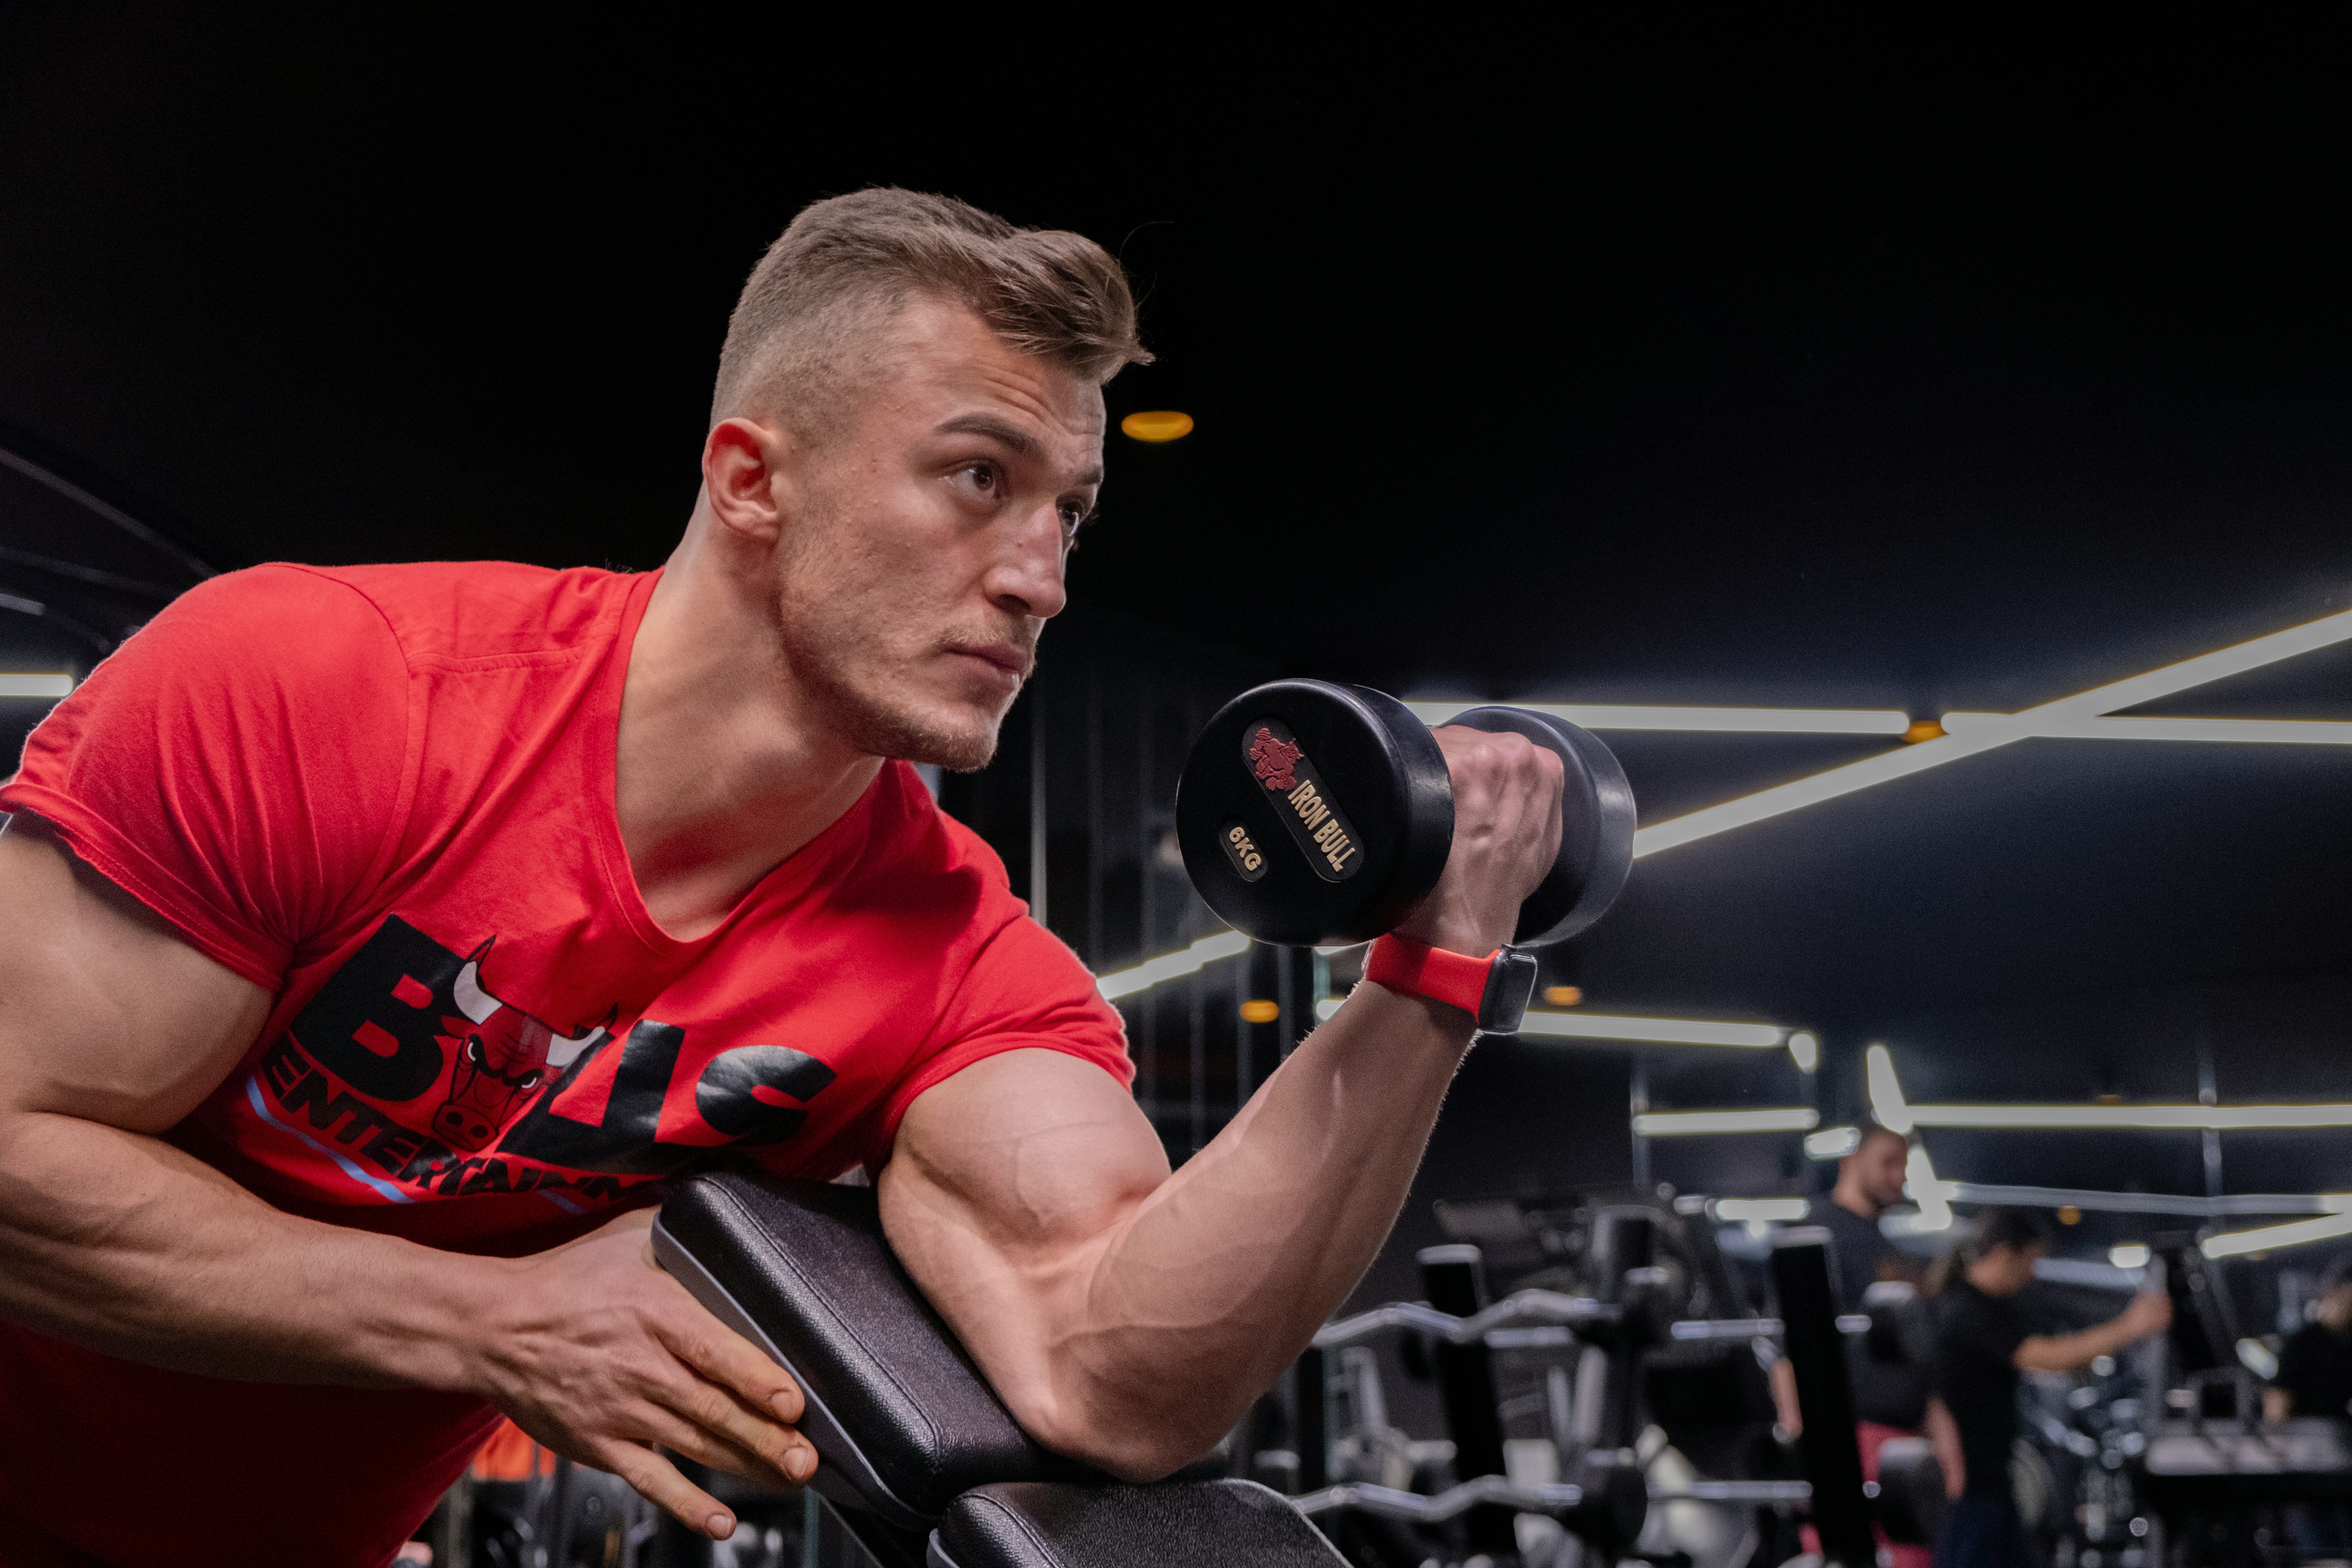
582, 568, 884, 957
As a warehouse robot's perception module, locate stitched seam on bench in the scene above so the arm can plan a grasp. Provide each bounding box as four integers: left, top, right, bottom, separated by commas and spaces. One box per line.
706, 1184, 948, 1459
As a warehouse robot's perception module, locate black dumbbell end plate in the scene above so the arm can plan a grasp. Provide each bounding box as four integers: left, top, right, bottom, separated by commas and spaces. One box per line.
1176, 680, 1454, 947
1439, 707, 1636, 947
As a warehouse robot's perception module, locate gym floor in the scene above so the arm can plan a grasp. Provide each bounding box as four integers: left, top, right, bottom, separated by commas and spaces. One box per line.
5, 15, 2351, 1568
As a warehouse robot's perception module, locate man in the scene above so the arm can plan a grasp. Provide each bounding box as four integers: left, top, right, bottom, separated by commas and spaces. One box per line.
1928, 1208, 2171, 1568
2265, 1253, 2352, 1556
1774, 1121, 1932, 1568
2268, 1253, 2352, 1424
0, 189, 1567, 1565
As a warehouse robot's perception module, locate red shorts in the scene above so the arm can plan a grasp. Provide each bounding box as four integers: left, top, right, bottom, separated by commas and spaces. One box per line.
1800, 1419, 1936, 1568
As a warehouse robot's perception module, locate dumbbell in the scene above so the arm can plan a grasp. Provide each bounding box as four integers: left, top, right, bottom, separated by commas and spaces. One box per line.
1173, 680, 1637, 950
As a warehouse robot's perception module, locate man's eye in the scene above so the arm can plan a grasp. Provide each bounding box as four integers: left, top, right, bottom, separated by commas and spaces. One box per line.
959, 462, 1000, 496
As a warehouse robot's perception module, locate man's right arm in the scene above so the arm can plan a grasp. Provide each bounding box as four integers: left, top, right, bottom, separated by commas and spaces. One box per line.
0, 817, 812, 1539
2014, 1291, 2171, 1372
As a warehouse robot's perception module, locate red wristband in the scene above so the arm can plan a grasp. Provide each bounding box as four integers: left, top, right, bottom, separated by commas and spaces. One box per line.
1364, 934, 1498, 1018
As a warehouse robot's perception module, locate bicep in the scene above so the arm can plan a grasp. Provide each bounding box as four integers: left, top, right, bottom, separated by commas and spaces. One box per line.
0, 815, 272, 1130
879, 1050, 1168, 1417
882, 1047, 1167, 1292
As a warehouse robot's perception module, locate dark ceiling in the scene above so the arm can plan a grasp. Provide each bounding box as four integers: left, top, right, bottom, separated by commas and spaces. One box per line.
5, 12, 2351, 1201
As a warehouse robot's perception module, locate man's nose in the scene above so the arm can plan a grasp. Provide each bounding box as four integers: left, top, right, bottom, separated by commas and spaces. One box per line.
984, 501, 1070, 620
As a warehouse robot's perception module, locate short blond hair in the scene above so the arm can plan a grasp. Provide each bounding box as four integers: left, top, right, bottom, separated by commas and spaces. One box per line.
711, 188, 1150, 439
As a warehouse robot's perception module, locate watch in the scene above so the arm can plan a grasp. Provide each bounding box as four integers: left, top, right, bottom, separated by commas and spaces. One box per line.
1363, 934, 1540, 1035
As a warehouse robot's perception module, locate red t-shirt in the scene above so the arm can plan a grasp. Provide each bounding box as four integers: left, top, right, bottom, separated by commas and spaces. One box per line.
0, 562, 1130, 1568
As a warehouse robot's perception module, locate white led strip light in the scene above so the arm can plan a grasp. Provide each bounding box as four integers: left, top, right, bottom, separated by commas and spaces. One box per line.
1945, 715, 2352, 745
1517, 1011, 1785, 1048
1632, 601, 2352, 858
1404, 702, 1911, 735
1095, 929, 1250, 1002
1632, 1106, 1819, 1136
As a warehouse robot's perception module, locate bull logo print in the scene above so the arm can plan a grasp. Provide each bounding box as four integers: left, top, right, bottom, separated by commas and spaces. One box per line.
1249, 726, 1306, 791
430, 945, 611, 1153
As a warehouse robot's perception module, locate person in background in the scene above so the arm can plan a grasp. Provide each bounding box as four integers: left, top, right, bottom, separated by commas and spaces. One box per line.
2268, 1252, 2352, 1424
1928, 1208, 2172, 1568
1773, 1120, 1934, 1568
2264, 1252, 2352, 1556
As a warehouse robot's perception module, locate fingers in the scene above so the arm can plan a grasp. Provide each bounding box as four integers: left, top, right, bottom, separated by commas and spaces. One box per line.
654, 1307, 817, 1481
648, 1366, 818, 1484
603, 1440, 739, 1542
655, 1298, 807, 1425
633, 1398, 807, 1485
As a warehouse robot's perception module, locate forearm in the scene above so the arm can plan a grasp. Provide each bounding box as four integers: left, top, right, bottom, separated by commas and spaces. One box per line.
1924, 1396, 1965, 1498
2018, 1316, 2143, 1372
0, 1108, 505, 1390
1080, 988, 1468, 1421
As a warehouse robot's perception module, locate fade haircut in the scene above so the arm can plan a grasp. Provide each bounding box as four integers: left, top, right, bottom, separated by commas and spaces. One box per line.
710, 188, 1152, 443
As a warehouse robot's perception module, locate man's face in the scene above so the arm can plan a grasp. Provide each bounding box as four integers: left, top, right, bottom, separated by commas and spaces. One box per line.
1977, 1241, 2045, 1297
1845, 1130, 1910, 1212
2319, 1281, 2352, 1330
769, 298, 1105, 770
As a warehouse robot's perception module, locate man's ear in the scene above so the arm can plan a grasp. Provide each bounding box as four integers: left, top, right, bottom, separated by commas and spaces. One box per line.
702, 417, 796, 545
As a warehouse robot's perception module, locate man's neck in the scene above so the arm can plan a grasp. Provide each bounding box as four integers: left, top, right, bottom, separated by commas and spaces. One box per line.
616, 536, 883, 941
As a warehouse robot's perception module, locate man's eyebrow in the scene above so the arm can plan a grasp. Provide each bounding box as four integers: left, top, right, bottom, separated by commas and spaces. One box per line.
937, 413, 1104, 490
937, 413, 1042, 455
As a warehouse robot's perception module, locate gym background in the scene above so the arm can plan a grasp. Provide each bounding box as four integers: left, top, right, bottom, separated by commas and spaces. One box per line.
5, 13, 2352, 1568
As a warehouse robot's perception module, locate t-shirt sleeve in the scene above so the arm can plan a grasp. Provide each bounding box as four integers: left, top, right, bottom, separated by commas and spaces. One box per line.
874, 910, 1134, 1144
0, 566, 413, 989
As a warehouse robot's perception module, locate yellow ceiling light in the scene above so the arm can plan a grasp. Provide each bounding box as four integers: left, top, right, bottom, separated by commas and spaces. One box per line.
1542, 985, 1583, 1007
1238, 999, 1280, 1024
1121, 410, 1194, 443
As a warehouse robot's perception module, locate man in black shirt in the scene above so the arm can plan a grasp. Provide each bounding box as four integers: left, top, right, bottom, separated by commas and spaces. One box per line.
2266, 1254, 2352, 1556
2269, 1252, 2352, 1423
1930, 1209, 2171, 1568
1775, 1122, 1935, 1566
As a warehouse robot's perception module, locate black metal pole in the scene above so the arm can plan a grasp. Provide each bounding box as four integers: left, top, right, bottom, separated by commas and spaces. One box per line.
1588, 1208, 1656, 1451
1295, 1345, 1328, 1491
1421, 1244, 1518, 1559
1770, 1227, 1876, 1568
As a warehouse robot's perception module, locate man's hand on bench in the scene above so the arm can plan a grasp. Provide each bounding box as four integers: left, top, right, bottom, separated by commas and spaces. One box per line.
460, 1207, 818, 1540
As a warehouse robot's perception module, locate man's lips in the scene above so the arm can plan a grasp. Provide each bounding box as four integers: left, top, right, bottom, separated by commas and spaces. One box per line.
946, 643, 1031, 680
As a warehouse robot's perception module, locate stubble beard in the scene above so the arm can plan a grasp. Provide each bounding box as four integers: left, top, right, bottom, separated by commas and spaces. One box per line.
769, 522, 1019, 774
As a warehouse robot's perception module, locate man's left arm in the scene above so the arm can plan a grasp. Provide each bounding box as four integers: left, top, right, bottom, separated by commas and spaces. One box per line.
878, 725, 1562, 1480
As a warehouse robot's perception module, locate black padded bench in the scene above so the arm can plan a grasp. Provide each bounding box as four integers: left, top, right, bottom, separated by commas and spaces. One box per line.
652, 1172, 1349, 1568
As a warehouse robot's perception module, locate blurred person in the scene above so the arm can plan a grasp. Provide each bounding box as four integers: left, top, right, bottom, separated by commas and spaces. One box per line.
2264, 1252, 2352, 1555
1773, 1121, 1934, 1568
1927, 1208, 2171, 1568
2266, 1251, 2352, 1423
